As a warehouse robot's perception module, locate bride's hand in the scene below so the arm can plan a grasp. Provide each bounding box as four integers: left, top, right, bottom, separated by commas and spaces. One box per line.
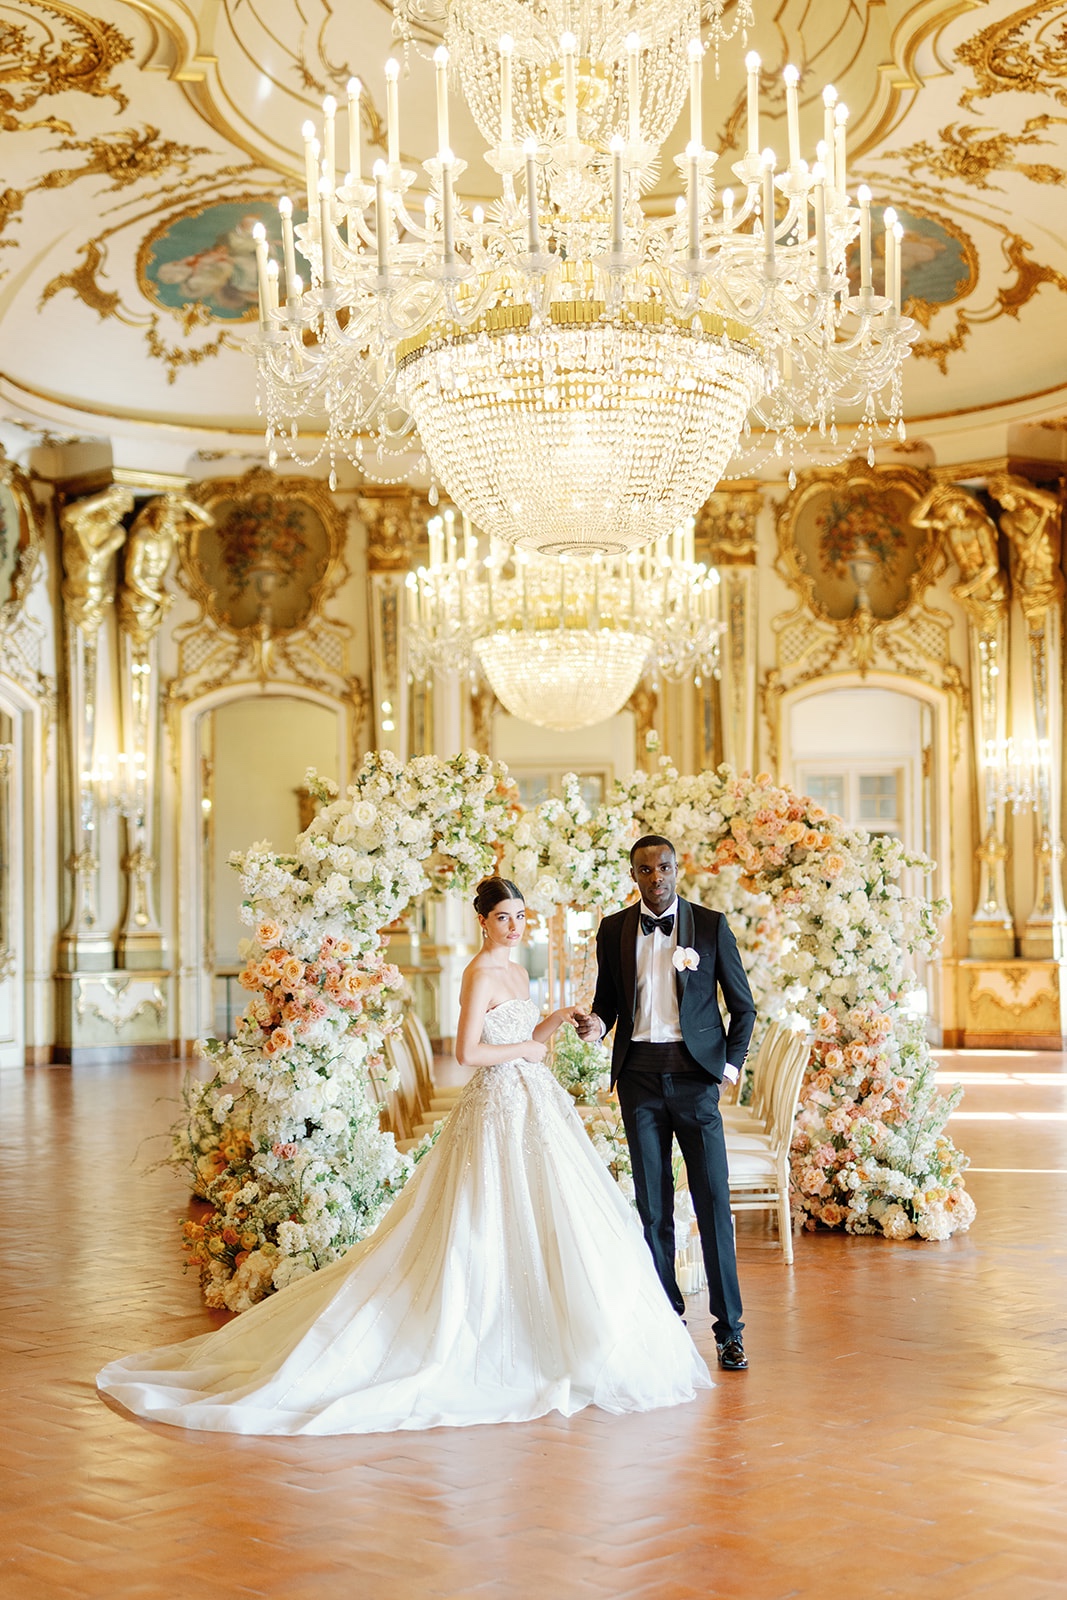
523, 1038, 548, 1062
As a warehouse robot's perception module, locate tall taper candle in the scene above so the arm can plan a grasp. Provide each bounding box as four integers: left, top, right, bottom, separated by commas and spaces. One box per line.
321, 95, 336, 192
385, 59, 400, 168
499, 35, 513, 143
688, 39, 703, 150
745, 52, 761, 156
347, 78, 362, 182
783, 65, 800, 168
626, 32, 640, 144
434, 46, 450, 157
373, 160, 389, 275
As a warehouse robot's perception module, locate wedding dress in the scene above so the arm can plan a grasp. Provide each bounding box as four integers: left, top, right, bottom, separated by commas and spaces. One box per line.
98, 998, 712, 1435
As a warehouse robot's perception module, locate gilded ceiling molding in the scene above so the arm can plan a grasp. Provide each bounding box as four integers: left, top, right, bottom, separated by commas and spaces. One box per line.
910, 229, 1067, 374
357, 487, 425, 573
882, 115, 1067, 192
0, 2, 132, 132
956, 0, 1067, 111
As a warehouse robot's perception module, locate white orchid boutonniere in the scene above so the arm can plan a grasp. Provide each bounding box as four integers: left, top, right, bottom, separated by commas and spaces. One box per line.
672, 946, 700, 972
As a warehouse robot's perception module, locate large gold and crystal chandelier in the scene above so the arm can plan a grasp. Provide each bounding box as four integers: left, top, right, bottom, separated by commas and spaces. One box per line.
407, 507, 722, 728
253, 0, 916, 555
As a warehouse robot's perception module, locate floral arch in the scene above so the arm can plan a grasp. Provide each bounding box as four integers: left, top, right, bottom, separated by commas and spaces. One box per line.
173, 750, 974, 1312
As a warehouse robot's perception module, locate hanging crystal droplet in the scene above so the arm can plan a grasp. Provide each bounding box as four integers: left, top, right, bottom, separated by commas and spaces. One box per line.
788, 467, 796, 489
428, 484, 439, 506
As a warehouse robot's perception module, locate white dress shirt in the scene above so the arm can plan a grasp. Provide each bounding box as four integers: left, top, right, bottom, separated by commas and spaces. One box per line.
632, 898, 683, 1043
593, 899, 740, 1081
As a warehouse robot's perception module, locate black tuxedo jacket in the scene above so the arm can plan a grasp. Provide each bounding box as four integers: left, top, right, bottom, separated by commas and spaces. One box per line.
591, 898, 756, 1086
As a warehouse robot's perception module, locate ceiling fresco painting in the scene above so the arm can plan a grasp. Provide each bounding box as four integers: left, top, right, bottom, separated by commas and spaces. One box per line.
0, 0, 1065, 459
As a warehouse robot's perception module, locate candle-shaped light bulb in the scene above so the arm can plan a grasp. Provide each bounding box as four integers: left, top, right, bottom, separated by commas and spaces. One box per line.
626, 31, 641, 144
560, 31, 578, 139
834, 102, 848, 198
433, 46, 450, 158
302, 120, 318, 214
822, 84, 837, 189
688, 38, 703, 150
722, 186, 734, 226
783, 64, 800, 168
686, 139, 700, 260
278, 196, 298, 304
882, 205, 897, 299
858, 183, 872, 293
318, 176, 334, 285
609, 133, 625, 253
440, 149, 456, 262
385, 58, 400, 168
373, 159, 389, 275
252, 221, 269, 323
812, 161, 827, 274
524, 137, 540, 253
499, 35, 514, 143
265, 257, 279, 316
346, 78, 362, 182
761, 148, 776, 269
321, 94, 337, 191
473, 202, 485, 248
745, 52, 761, 156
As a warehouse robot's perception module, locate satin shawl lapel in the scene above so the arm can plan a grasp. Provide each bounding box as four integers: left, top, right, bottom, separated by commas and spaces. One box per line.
619, 902, 641, 1020
675, 897, 696, 1014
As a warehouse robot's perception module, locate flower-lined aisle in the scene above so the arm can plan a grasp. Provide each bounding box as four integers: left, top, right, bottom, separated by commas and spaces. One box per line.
172, 750, 972, 1312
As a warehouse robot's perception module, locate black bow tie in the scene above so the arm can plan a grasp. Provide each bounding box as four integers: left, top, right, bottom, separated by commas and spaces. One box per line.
640, 913, 674, 937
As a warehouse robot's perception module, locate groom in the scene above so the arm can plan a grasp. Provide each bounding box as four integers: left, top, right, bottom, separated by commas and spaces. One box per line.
575, 835, 755, 1370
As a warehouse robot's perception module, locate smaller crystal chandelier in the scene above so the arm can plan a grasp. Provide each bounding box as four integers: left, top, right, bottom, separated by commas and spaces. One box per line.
982, 737, 1052, 812
406, 509, 722, 729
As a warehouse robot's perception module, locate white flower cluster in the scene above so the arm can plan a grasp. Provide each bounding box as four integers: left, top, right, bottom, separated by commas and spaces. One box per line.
498, 772, 634, 914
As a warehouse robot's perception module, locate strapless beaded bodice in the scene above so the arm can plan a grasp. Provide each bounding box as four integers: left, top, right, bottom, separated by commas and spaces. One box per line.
480, 996, 540, 1048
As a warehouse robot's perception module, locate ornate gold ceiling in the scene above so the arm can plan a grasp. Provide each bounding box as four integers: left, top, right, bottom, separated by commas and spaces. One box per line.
1, 0, 1066, 467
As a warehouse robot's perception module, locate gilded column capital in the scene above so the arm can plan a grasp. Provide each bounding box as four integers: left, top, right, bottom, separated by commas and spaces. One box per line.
694, 484, 762, 566
60, 484, 133, 633
118, 493, 213, 646
911, 484, 1008, 635
988, 473, 1063, 633
357, 487, 421, 572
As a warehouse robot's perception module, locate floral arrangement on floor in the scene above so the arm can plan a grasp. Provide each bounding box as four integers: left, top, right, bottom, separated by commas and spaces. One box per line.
175, 749, 972, 1311
618, 760, 969, 1239
550, 1028, 611, 1105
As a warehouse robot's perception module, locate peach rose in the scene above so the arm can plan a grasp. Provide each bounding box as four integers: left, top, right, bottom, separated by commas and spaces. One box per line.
256, 920, 282, 948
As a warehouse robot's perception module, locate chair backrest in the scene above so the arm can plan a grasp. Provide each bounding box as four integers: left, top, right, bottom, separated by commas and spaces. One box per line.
750, 1023, 793, 1121
402, 1009, 437, 1105
769, 1030, 814, 1144
384, 1031, 422, 1139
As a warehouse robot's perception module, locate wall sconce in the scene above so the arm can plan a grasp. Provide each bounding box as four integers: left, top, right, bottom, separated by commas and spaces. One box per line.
981, 736, 1051, 811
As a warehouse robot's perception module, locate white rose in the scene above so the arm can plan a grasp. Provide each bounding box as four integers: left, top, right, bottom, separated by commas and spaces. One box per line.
352, 857, 374, 883
351, 801, 378, 829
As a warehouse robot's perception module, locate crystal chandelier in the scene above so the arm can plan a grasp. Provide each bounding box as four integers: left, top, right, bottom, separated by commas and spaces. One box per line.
252, 0, 917, 555
407, 508, 722, 729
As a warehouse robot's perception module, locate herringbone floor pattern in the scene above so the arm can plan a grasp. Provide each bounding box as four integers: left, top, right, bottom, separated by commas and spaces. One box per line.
1, 1051, 1064, 1600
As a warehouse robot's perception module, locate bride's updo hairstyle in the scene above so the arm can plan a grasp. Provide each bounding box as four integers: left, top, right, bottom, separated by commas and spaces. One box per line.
473, 877, 523, 918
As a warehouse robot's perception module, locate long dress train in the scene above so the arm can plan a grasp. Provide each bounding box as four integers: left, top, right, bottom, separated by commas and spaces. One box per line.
97, 998, 712, 1435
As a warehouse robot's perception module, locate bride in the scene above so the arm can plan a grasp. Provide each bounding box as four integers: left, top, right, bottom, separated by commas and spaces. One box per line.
97, 877, 712, 1435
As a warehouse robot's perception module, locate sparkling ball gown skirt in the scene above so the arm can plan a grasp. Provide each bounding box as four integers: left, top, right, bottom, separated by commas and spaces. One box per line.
97, 999, 712, 1435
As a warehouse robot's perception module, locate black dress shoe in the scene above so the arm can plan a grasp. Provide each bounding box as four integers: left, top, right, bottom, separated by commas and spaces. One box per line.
716, 1337, 748, 1370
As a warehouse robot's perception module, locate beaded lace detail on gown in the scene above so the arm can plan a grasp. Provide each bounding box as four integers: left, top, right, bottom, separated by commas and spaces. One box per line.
98, 997, 711, 1435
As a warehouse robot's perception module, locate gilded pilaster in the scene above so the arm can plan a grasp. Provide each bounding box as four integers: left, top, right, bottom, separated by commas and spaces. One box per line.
57, 484, 131, 969
117, 494, 212, 967
912, 485, 1013, 958
989, 473, 1066, 960
359, 488, 421, 760
697, 484, 761, 774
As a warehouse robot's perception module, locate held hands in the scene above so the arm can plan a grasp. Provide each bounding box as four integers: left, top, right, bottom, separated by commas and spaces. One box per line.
572, 1010, 603, 1043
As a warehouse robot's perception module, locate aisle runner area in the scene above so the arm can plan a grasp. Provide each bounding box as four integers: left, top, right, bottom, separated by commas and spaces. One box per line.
0, 1051, 1064, 1600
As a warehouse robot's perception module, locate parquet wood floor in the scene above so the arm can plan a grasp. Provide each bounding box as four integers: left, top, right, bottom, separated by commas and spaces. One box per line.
1, 1051, 1064, 1600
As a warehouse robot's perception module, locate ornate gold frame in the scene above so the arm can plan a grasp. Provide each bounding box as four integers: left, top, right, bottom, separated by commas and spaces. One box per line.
0, 453, 45, 618
184, 467, 349, 640
774, 459, 940, 626
135, 192, 286, 326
